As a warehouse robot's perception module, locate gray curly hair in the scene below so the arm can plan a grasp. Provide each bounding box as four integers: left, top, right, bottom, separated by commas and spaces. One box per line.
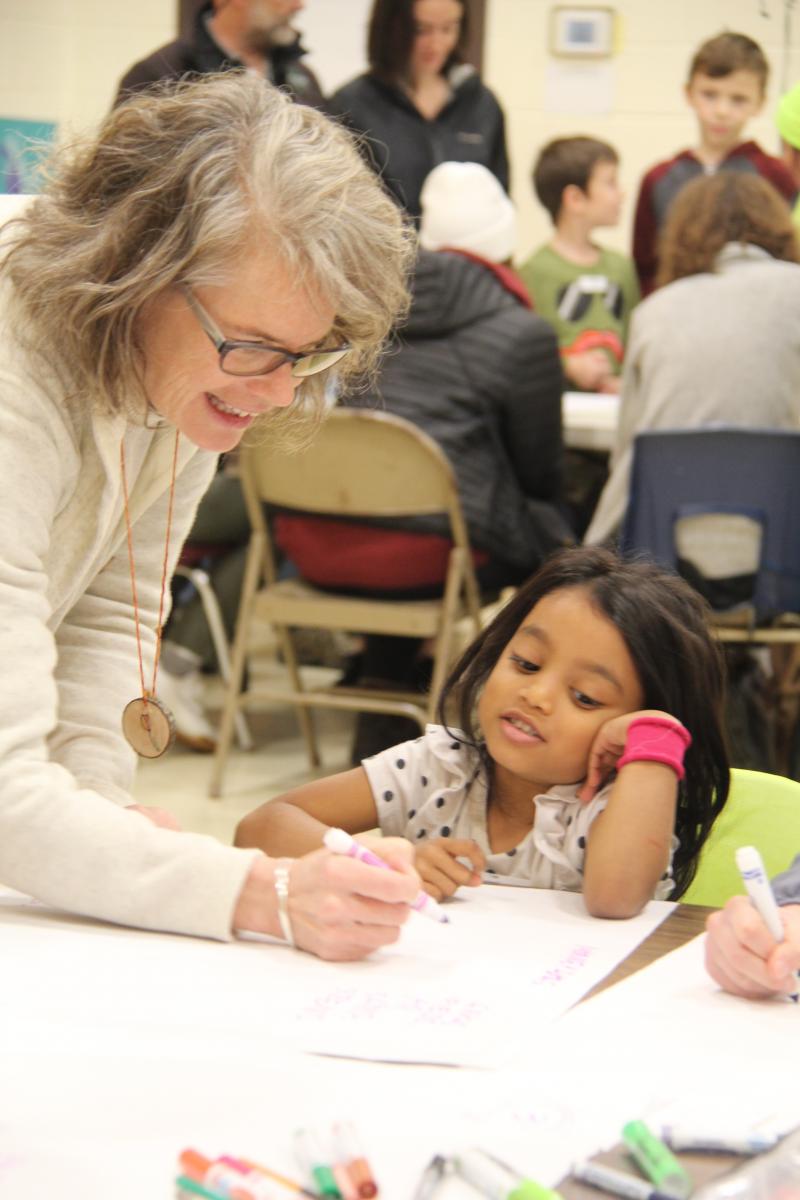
2, 71, 414, 434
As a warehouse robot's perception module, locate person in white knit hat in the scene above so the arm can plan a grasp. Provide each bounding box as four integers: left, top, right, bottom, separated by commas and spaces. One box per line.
419, 160, 517, 263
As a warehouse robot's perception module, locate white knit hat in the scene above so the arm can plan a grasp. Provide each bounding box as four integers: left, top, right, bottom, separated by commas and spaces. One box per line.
419, 161, 517, 263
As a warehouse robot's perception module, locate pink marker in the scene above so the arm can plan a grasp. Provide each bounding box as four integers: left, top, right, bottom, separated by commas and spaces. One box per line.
323, 827, 449, 924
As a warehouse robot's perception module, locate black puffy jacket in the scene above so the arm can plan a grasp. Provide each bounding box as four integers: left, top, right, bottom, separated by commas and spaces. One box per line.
329, 67, 508, 220
346, 250, 570, 572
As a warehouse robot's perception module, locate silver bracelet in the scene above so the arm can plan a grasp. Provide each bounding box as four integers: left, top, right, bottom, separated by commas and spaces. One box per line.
273, 860, 295, 947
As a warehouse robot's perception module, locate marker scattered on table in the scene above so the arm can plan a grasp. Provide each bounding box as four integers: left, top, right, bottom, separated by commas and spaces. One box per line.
736, 845, 800, 1003
453, 1148, 563, 1200
571, 1159, 678, 1200
180, 1149, 271, 1200
175, 1175, 228, 1200
413, 1154, 449, 1200
241, 1155, 319, 1198
323, 827, 450, 923
295, 1128, 342, 1198
621, 1121, 691, 1200
660, 1127, 781, 1156
334, 1121, 378, 1198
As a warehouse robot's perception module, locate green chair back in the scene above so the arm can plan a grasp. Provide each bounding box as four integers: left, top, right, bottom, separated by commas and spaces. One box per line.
682, 768, 800, 907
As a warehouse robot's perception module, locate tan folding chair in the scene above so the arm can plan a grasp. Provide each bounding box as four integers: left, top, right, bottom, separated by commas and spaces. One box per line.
209, 408, 482, 796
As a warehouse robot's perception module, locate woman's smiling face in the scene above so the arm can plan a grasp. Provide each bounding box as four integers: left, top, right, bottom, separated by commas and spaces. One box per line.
138, 244, 335, 453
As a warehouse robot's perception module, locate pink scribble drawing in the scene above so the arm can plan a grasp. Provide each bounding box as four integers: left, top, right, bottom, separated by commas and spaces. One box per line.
301, 988, 488, 1028
530, 944, 593, 987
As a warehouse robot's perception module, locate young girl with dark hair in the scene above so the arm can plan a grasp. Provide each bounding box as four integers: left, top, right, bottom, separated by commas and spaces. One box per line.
236, 547, 729, 917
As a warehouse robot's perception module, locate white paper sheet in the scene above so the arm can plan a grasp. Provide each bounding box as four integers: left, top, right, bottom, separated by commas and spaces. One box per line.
0, 886, 672, 1068
285, 887, 674, 1065
0, 896, 795, 1200
546, 933, 800, 1073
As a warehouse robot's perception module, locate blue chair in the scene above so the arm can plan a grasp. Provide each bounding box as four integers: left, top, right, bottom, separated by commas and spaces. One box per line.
620, 427, 800, 631
682, 768, 800, 907
620, 428, 800, 777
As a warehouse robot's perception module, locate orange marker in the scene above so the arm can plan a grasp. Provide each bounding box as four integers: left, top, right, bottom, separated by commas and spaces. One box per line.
332, 1163, 360, 1200
179, 1149, 262, 1200
333, 1123, 378, 1199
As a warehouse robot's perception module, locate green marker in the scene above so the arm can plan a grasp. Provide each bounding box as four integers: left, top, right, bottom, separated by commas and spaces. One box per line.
453, 1148, 564, 1200
294, 1128, 342, 1198
622, 1121, 692, 1200
174, 1175, 228, 1200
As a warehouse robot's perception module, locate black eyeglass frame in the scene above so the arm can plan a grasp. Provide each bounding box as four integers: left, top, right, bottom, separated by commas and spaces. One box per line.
182, 287, 351, 379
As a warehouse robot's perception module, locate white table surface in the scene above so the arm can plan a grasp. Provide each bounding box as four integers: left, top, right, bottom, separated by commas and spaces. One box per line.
562, 390, 620, 452
0, 886, 672, 1200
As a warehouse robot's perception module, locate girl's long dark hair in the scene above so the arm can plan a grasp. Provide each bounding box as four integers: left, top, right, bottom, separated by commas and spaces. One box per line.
438, 546, 730, 897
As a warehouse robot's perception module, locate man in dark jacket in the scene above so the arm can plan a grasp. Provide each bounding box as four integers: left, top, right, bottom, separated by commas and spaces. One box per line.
114, 0, 324, 109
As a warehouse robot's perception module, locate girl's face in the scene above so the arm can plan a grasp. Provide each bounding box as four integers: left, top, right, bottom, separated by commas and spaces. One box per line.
409, 0, 463, 78
477, 586, 644, 796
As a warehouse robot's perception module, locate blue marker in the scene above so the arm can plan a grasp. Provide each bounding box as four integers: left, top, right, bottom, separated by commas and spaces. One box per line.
661, 1127, 780, 1155
572, 1160, 679, 1200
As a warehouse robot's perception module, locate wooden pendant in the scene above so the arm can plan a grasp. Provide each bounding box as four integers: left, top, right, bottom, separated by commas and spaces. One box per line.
122, 696, 176, 759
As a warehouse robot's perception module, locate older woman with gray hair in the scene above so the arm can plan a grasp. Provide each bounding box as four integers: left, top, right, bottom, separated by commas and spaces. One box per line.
0, 71, 418, 959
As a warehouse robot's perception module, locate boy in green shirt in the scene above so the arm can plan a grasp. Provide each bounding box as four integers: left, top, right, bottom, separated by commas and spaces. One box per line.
518, 136, 639, 393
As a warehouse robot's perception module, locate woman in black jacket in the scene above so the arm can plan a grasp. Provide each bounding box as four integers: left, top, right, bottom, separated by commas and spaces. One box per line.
329, 0, 509, 221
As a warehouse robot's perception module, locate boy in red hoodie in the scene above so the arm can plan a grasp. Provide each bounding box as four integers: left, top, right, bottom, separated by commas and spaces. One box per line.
633, 31, 797, 294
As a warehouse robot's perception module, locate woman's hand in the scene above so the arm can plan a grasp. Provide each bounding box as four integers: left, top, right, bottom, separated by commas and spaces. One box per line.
232, 839, 421, 961
705, 896, 800, 998
415, 837, 486, 901
579, 709, 684, 804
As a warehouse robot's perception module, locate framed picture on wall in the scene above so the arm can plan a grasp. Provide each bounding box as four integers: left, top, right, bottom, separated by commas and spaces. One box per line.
550, 7, 615, 58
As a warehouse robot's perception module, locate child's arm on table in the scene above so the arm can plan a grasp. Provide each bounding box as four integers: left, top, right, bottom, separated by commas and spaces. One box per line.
234, 768, 380, 857
578, 710, 682, 919
235, 769, 486, 901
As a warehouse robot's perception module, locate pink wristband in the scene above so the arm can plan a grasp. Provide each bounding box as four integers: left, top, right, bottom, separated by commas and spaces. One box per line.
616, 715, 692, 780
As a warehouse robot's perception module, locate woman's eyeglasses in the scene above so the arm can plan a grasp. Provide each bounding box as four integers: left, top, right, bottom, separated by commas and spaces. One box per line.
183, 287, 351, 379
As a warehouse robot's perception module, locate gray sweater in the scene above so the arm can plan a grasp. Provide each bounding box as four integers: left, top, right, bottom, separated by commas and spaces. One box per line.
773, 854, 800, 906
586, 244, 800, 544
0, 286, 259, 938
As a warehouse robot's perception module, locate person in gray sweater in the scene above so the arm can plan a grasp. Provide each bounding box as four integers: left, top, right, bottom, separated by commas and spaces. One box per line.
705, 855, 800, 998
585, 172, 800, 546
0, 73, 420, 956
